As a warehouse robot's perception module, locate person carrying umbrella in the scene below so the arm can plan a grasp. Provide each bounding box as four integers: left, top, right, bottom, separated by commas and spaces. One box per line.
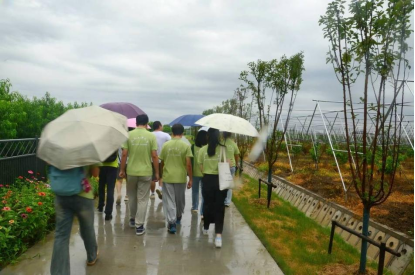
159, 124, 193, 233
119, 114, 159, 235
37, 106, 129, 274
197, 128, 228, 248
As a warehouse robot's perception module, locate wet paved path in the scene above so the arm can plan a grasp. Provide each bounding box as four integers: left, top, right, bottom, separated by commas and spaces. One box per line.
1, 184, 283, 275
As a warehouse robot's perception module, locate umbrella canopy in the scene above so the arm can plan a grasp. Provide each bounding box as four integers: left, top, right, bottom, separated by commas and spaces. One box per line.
168, 114, 205, 127
37, 106, 129, 170
100, 102, 145, 119
195, 114, 259, 137
127, 118, 151, 129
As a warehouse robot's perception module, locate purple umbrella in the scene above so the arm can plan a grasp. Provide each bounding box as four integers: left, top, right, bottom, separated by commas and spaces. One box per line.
100, 102, 146, 119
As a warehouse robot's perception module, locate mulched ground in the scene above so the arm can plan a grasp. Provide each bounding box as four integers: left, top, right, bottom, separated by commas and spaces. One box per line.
253, 152, 414, 237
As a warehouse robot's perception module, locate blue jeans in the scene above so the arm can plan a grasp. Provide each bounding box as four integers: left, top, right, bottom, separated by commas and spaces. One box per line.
51, 195, 97, 275
224, 166, 236, 205
191, 176, 204, 215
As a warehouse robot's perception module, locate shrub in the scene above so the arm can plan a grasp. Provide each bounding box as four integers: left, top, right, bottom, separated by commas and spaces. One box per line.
325, 146, 348, 165
257, 162, 269, 173
0, 172, 55, 268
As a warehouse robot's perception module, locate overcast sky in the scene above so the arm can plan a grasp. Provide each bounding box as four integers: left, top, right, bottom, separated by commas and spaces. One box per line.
1, 0, 413, 126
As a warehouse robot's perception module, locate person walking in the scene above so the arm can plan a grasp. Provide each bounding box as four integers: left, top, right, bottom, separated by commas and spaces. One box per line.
191, 129, 208, 216
222, 131, 240, 207
197, 128, 228, 248
50, 166, 99, 275
115, 148, 124, 205
151, 121, 171, 199
159, 124, 193, 234
119, 114, 159, 235
98, 151, 118, 220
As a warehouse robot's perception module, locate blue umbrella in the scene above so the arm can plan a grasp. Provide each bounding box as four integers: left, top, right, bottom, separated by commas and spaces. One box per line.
168, 114, 205, 127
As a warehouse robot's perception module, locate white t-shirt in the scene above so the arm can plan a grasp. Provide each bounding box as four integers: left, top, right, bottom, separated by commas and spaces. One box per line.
153, 131, 171, 161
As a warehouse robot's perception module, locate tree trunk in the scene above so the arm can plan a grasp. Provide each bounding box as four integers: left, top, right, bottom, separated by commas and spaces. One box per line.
239, 158, 243, 177
359, 205, 371, 274
267, 167, 272, 184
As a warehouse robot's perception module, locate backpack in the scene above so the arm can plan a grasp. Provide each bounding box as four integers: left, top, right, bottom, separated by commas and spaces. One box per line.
49, 166, 84, 196
104, 151, 118, 163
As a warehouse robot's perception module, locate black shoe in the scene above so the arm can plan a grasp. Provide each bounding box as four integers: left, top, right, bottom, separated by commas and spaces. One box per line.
105, 214, 112, 220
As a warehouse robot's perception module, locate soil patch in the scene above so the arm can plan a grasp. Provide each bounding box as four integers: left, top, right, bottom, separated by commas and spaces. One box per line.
251, 152, 414, 237
321, 263, 376, 275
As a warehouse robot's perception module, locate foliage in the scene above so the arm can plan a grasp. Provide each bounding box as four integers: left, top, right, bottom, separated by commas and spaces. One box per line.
260, 53, 305, 182
309, 143, 321, 163
239, 60, 269, 128
202, 98, 238, 116
257, 162, 269, 173
326, 146, 348, 165
319, 0, 413, 271
0, 79, 91, 139
162, 125, 172, 133
290, 145, 302, 156
0, 172, 55, 268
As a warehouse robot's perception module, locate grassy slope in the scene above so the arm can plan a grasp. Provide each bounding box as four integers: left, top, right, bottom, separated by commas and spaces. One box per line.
233, 174, 386, 275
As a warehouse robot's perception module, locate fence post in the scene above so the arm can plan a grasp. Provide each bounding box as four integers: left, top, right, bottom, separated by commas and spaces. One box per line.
328, 220, 336, 254
377, 242, 386, 275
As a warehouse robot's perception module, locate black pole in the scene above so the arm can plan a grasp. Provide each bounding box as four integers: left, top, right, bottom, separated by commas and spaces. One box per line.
328, 221, 336, 254
378, 242, 386, 275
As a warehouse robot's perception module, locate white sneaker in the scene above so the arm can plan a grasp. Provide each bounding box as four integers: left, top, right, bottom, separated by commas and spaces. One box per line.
215, 237, 222, 248
150, 193, 155, 199
124, 196, 129, 201
203, 229, 209, 236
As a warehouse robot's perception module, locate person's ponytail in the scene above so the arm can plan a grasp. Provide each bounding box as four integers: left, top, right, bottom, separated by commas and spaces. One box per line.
207, 128, 220, 157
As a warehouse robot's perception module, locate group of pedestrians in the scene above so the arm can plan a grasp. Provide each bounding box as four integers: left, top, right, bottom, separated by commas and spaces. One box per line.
50, 114, 240, 275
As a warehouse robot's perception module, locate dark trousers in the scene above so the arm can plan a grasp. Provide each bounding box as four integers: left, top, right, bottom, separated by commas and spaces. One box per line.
98, 166, 117, 215
202, 174, 228, 234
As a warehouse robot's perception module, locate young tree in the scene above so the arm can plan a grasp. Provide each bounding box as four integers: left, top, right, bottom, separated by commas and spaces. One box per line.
202, 98, 238, 115
263, 53, 305, 183
319, 0, 413, 272
239, 60, 269, 128
233, 86, 253, 175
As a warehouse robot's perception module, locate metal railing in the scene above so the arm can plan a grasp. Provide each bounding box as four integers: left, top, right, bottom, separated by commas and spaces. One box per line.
0, 138, 47, 184
328, 220, 401, 275
258, 178, 277, 208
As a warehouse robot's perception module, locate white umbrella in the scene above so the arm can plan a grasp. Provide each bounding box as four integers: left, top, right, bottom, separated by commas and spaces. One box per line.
37, 106, 129, 170
195, 114, 259, 137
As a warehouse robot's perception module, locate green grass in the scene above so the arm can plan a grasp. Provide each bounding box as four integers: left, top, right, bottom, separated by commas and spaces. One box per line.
402, 255, 414, 275
233, 174, 387, 275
